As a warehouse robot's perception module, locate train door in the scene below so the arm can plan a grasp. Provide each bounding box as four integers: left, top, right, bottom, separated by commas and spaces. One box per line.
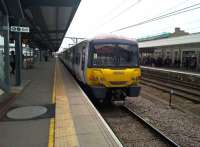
74, 46, 81, 80
72, 47, 76, 73
69, 49, 73, 70
79, 42, 87, 82
74, 42, 86, 82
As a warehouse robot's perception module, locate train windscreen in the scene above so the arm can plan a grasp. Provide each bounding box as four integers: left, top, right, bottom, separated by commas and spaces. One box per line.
91, 43, 138, 67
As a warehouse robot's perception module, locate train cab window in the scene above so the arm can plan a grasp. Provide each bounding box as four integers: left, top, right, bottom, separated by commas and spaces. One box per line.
91, 43, 139, 68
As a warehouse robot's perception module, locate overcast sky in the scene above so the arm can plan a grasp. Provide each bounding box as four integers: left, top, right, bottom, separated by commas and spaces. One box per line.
59, 0, 200, 51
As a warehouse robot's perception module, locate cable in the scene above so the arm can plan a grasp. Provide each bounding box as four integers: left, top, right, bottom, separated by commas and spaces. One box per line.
155, 0, 190, 16
92, 0, 141, 31
101, 0, 188, 29
105, 0, 141, 23
111, 3, 200, 33
95, 0, 189, 33
110, 3, 200, 33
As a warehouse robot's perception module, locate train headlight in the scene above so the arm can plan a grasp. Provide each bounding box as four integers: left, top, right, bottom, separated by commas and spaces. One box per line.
89, 75, 98, 81
98, 77, 105, 84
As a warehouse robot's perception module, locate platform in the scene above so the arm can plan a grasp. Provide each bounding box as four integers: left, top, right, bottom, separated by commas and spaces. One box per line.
0, 58, 122, 147
0, 58, 55, 147
54, 59, 122, 147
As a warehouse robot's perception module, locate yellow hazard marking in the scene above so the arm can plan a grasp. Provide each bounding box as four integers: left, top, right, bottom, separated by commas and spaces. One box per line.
52, 62, 57, 104
54, 61, 79, 147
48, 61, 57, 147
48, 118, 55, 147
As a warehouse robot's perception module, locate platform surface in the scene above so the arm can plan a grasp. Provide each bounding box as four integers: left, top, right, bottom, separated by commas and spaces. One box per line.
0, 58, 55, 147
0, 58, 122, 147
54, 60, 122, 147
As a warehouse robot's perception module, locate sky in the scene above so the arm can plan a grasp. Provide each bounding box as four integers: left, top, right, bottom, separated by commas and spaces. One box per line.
59, 0, 200, 51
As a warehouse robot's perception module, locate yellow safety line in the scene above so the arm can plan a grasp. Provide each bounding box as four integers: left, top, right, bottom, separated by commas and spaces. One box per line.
52, 62, 57, 104
48, 61, 57, 147
48, 118, 55, 147
54, 62, 79, 147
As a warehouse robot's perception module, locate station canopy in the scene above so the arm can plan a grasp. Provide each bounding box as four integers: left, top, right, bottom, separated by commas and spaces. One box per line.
0, 0, 81, 51
138, 33, 200, 48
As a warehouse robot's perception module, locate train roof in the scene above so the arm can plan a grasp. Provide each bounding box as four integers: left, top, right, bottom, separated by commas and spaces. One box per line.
89, 35, 138, 45
61, 35, 138, 52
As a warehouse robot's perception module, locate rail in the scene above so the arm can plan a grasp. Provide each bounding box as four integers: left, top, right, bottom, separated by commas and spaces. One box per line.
121, 106, 180, 147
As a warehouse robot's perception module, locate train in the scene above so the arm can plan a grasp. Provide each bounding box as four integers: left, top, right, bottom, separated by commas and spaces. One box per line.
59, 35, 141, 103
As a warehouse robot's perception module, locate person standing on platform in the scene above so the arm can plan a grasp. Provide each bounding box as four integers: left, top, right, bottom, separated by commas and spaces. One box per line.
10, 51, 15, 74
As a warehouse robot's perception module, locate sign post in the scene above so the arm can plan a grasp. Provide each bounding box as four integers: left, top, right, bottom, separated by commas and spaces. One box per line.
10, 26, 30, 33
10, 26, 30, 86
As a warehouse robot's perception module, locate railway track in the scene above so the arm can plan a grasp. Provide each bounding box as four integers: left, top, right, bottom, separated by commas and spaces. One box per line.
141, 76, 200, 103
142, 72, 200, 91
98, 105, 179, 147
121, 106, 179, 146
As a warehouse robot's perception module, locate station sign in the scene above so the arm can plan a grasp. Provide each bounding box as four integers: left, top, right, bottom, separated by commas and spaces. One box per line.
10, 26, 30, 33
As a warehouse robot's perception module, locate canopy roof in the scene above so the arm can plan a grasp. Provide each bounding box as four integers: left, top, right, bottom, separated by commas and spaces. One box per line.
0, 0, 81, 51
139, 33, 200, 48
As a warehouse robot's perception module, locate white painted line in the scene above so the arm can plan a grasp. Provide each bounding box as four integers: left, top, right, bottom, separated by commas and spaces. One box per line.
141, 66, 200, 77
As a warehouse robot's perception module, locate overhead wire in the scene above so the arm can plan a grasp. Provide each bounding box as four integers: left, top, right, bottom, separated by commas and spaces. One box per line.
154, 0, 191, 16
103, 0, 142, 23
95, 0, 188, 32
110, 2, 200, 33
87, 0, 133, 36
91, 0, 142, 33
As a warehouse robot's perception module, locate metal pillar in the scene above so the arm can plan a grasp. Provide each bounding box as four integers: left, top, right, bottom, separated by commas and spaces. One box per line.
20, 42, 23, 68
3, 15, 10, 90
180, 49, 183, 68
40, 49, 42, 61
33, 48, 35, 63
171, 48, 174, 65
15, 32, 22, 86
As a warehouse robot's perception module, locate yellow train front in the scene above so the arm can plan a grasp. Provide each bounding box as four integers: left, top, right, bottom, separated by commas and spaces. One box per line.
60, 35, 141, 103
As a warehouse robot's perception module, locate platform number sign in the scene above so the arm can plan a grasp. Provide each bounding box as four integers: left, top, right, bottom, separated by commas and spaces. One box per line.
10, 26, 30, 33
